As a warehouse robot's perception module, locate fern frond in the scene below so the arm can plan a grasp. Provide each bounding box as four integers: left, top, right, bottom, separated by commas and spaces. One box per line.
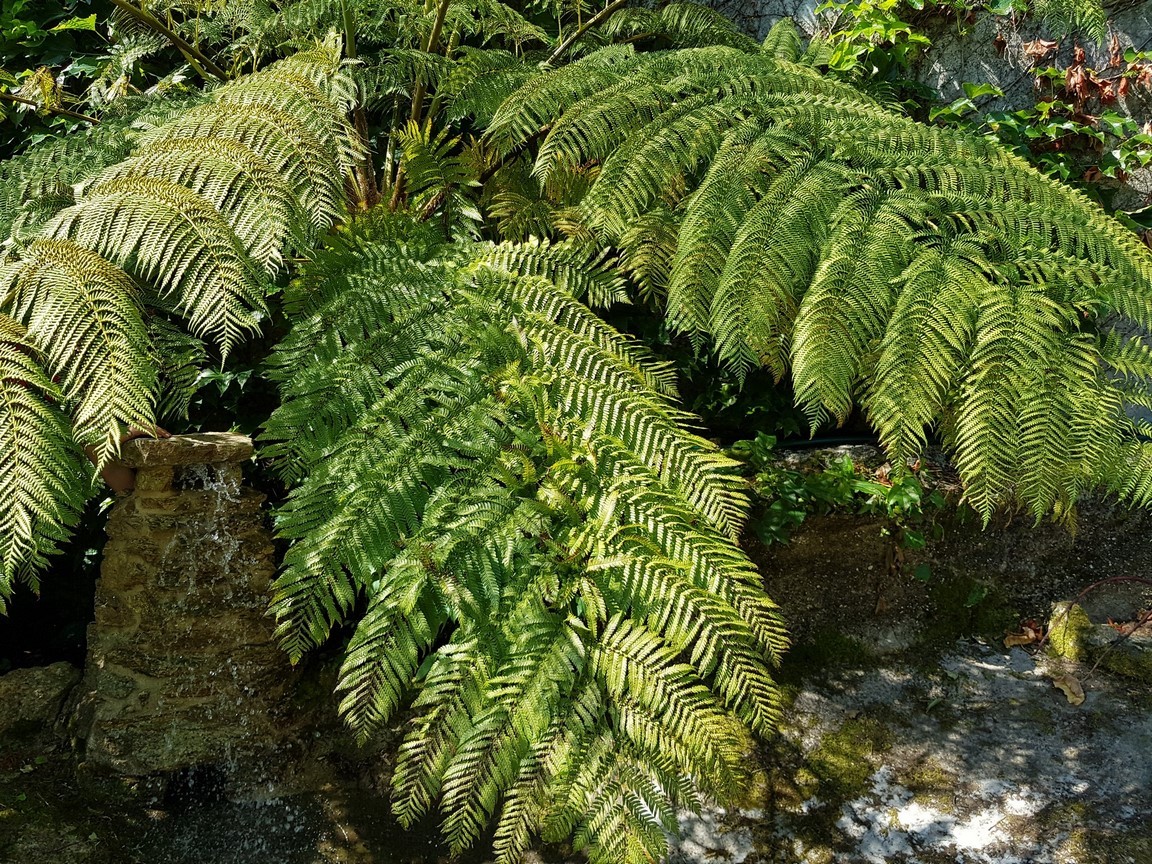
263, 214, 785, 860
44, 176, 267, 355
0, 49, 352, 601
602, 3, 757, 51
761, 18, 803, 61
1032, 0, 1107, 41
490, 44, 1152, 518
0, 240, 156, 465
0, 316, 89, 607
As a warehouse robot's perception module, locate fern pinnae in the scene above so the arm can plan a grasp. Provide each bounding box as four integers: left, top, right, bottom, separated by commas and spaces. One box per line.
0, 239, 156, 466
93, 137, 309, 271
44, 175, 267, 355
142, 100, 346, 233
502, 42, 1152, 516
0, 317, 89, 602
266, 217, 786, 858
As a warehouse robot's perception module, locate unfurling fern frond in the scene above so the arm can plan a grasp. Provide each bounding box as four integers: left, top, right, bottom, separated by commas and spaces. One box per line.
0, 49, 354, 595
262, 213, 787, 864
487, 43, 1152, 521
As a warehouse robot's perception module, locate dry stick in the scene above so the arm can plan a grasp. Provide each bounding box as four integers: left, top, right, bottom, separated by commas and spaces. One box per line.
390, 0, 453, 211
546, 0, 629, 66
108, 0, 228, 82
0, 92, 99, 124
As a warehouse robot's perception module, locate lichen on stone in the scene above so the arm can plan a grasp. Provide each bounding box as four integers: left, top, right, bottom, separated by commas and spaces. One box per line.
1047, 601, 1094, 661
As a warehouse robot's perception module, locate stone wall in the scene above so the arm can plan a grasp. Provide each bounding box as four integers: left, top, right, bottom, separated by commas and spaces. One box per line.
71, 433, 296, 778
707, 0, 1152, 112
746, 446, 1152, 645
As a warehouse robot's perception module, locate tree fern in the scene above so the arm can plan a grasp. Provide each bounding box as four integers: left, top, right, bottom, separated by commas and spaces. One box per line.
0, 45, 354, 592
262, 212, 787, 863
487, 30, 1152, 521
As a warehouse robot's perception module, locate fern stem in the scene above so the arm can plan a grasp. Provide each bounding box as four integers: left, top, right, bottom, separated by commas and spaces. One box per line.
0, 92, 99, 124
391, 0, 454, 211
108, 0, 229, 83
339, 0, 379, 209
546, 0, 628, 66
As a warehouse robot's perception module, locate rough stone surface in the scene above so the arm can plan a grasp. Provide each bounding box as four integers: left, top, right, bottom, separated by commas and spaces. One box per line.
669, 641, 1152, 864
0, 662, 80, 740
71, 434, 295, 777
119, 432, 254, 468
1049, 601, 1152, 683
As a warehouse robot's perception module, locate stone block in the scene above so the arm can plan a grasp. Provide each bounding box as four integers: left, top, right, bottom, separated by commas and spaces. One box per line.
77, 431, 294, 778
119, 432, 254, 468
0, 662, 80, 740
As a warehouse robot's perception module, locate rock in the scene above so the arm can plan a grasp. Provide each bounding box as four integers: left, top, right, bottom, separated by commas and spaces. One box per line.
119, 432, 254, 468
1047, 600, 1152, 684
72, 433, 297, 778
1047, 601, 1096, 662
677, 640, 1152, 863
0, 662, 80, 740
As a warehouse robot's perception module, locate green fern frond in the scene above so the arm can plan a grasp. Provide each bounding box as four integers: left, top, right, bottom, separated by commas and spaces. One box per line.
442, 47, 533, 125
0, 239, 156, 466
0, 49, 353, 597
0, 121, 136, 242
761, 17, 803, 61
1032, 0, 1107, 41
0, 316, 90, 607
603, 2, 758, 51
396, 121, 482, 235
141, 98, 347, 234
263, 213, 785, 861
43, 175, 267, 355
488, 44, 1152, 520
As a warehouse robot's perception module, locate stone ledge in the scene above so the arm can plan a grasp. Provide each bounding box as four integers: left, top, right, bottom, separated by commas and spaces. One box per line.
119, 432, 253, 468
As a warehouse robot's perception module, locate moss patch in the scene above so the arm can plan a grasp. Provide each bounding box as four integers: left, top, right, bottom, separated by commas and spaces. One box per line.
1047, 602, 1093, 661
807, 716, 894, 801
901, 756, 958, 813
1033, 800, 1152, 864
1095, 634, 1152, 684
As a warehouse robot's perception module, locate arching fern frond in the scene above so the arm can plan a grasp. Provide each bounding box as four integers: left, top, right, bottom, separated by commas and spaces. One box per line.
43, 176, 268, 355
0, 316, 90, 607
488, 44, 1152, 521
0, 240, 156, 466
262, 213, 785, 864
0, 121, 137, 243
601, 2, 758, 51
0, 48, 353, 596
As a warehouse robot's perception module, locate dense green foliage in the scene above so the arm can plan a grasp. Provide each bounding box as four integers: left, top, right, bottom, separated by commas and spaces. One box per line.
263, 216, 786, 861
3, 2, 1152, 861
487, 27, 1152, 521
0, 44, 357, 603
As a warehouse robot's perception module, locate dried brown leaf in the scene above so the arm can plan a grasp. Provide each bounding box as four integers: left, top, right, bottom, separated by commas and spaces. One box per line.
1053, 674, 1085, 706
